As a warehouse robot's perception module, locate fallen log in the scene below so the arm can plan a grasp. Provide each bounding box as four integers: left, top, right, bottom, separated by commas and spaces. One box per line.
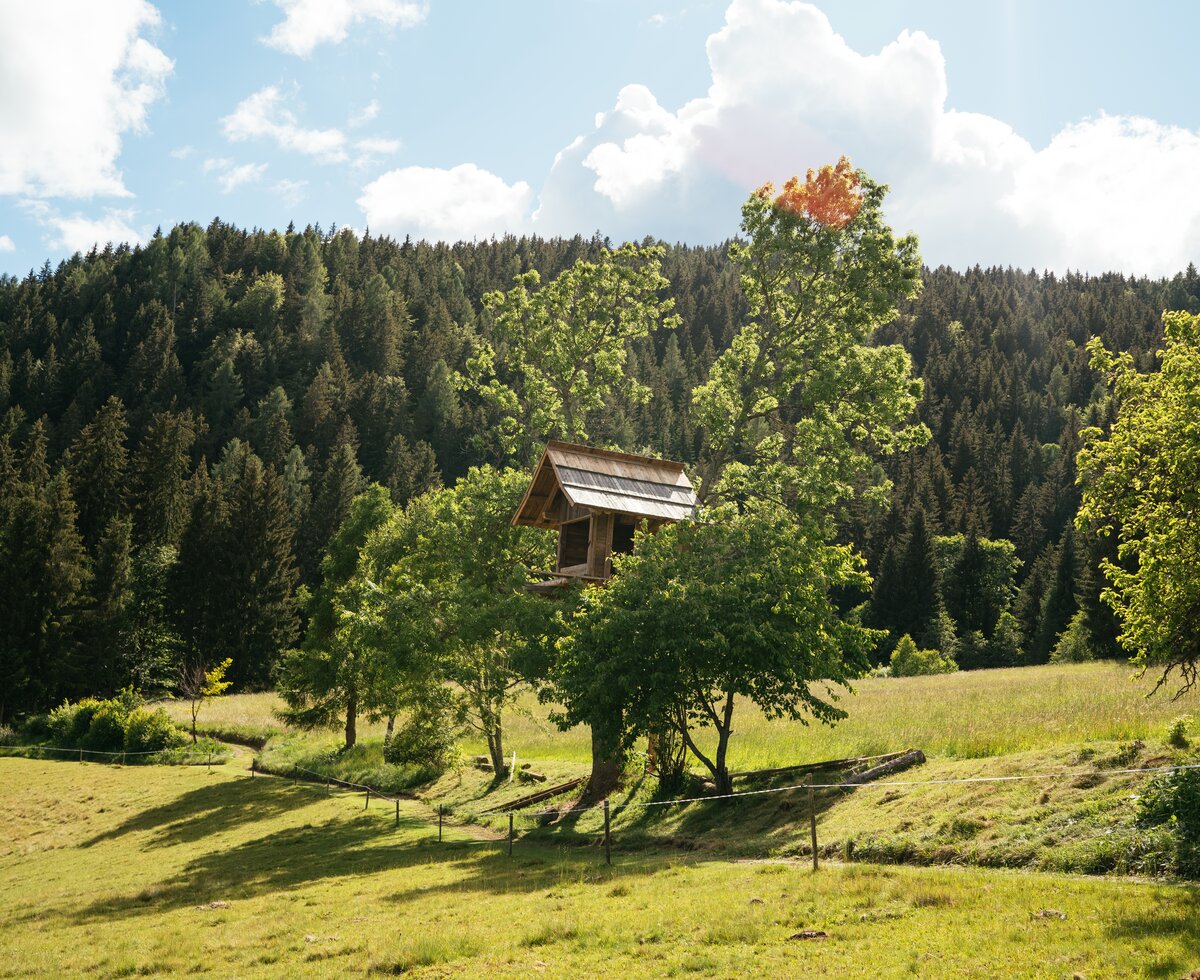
837, 749, 925, 788
479, 776, 586, 814
731, 751, 907, 782
518, 769, 547, 784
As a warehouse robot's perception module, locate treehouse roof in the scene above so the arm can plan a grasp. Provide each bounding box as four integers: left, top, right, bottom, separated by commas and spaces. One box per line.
512, 441, 698, 528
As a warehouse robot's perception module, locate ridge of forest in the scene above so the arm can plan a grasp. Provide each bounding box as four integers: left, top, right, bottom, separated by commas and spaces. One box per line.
3, 219, 1200, 719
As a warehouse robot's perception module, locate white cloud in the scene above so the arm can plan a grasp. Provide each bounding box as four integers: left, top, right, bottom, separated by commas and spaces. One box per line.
203, 159, 269, 193
527, 0, 1200, 275
358, 163, 532, 242
0, 235, 14, 253
222, 86, 347, 162
355, 136, 401, 156
20, 200, 144, 254
274, 178, 308, 207
349, 100, 381, 128
263, 0, 427, 57
169, 145, 194, 160
0, 0, 172, 198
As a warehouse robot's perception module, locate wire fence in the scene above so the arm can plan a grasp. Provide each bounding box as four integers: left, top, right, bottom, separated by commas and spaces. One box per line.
249, 753, 1200, 868
10, 742, 1198, 868
0, 742, 231, 766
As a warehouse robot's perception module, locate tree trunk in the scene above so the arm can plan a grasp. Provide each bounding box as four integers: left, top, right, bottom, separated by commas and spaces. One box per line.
384, 714, 395, 742
584, 733, 622, 803
712, 690, 735, 795
191, 700, 199, 744
344, 690, 357, 749
486, 722, 505, 777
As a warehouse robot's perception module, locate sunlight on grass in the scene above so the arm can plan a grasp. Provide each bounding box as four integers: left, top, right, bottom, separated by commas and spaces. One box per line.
1, 758, 1198, 978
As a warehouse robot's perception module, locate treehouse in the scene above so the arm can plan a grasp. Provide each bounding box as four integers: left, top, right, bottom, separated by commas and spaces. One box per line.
512, 441, 698, 591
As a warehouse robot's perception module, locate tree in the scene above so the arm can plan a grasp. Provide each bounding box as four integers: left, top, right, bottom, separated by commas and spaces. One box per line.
558, 160, 924, 792
364, 466, 558, 774
691, 158, 926, 510
554, 501, 875, 794
1078, 310, 1200, 692
461, 241, 680, 464
277, 485, 395, 748
67, 396, 129, 548
178, 657, 232, 743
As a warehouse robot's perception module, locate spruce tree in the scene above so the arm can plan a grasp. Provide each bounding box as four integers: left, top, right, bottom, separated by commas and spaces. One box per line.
67, 396, 129, 549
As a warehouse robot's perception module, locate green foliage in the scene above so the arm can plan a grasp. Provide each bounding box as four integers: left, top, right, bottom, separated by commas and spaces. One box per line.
362, 465, 560, 773
889, 635, 957, 677
122, 707, 187, 752
692, 162, 926, 511
277, 484, 396, 747
1079, 310, 1200, 693
463, 242, 680, 463
81, 702, 129, 752
1051, 610, 1095, 664
1166, 715, 1192, 750
1138, 764, 1200, 842
553, 500, 876, 793
382, 698, 463, 773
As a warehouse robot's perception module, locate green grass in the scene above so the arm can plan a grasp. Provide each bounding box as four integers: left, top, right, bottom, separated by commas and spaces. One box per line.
3, 757, 1199, 977
487, 662, 1200, 768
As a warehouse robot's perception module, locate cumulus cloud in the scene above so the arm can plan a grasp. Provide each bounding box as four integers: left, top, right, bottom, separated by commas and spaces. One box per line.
527, 0, 1200, 275
274, 179, 308, 207
263, 0, 427, 57
358, 164, 533, 242
20, 201, 144, 254
0, 235, 14, 253
0, 0, 172, 198
222, 86, 348, 162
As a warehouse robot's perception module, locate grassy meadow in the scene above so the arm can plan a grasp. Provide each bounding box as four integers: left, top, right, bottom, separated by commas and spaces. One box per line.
2, 757, 1199, 978
162, 662, 1200, 769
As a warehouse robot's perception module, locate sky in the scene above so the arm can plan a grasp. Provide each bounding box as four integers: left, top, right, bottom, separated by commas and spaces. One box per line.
2, 0, 1200, 277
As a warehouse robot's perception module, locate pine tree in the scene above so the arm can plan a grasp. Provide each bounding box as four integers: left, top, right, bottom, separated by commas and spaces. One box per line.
67, 396, 129, 549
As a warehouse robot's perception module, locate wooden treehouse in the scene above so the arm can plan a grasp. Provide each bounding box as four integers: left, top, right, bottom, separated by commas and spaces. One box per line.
512, 441, 698, 591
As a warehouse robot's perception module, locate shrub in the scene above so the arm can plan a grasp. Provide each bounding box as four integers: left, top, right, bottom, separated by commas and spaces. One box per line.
1166, 715, 1192, 750
1050, 610, 1094, 664
1138, 764, 1200, 843
124, 708, 186, 753
0, 724, 17, 747
81, 702, 128, 753
20, 714, 51, 742
890, 635, 957, 677
383, 701, 463, 772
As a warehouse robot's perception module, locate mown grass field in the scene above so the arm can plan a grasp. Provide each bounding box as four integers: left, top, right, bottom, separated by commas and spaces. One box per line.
2, 757, 1198, 978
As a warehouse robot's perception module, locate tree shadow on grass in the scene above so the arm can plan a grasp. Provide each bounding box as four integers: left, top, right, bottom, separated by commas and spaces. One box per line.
81, 775, 336, 849
1102, 900, 1200, 978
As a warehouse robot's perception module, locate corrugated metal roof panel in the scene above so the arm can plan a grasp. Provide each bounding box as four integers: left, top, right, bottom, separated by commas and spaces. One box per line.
555, 466, 697, 507
565, 486, 695, 521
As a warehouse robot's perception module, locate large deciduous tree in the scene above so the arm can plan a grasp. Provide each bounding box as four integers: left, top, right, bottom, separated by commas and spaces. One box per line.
554, 500, 875, 794
363, 467, 558, 775
556, 160, 926, 789
461, 241, 680, 463
1077, 310, 1200, 693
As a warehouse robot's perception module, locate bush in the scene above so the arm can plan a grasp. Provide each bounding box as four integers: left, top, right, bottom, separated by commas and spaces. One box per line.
1166, 715, 1192, 750
81, 702, 128, 753
124, 708, 186, 753
383, 701, 463, 772
0, 724, 17, 747
890, 635, 957, 677
20, 714, 51, 742
1050, 610, 1094, 664
1138, 764, 1200, 843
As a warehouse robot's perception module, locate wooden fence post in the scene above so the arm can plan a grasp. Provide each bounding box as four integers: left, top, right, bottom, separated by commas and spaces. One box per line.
808, 774, 818, 871
604, 798, 612, 866
364, 787, 370, 810
508, 812, 514, 857
395, 798, 399, 826
438, 806, 443, 842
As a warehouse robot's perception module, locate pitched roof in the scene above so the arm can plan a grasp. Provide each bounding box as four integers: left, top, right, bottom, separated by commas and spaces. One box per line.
512, 441, 698, 527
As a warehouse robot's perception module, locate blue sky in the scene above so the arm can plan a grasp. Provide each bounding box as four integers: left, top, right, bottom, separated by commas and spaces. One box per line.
2, 0, 1199, 276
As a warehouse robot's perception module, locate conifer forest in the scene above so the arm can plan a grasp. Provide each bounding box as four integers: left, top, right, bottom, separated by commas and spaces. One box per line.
3, 218, 1198, 720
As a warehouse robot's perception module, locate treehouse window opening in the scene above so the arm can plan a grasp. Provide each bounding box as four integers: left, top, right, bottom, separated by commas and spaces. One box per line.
559, 517, 591, 569
612, 519, 636, 557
